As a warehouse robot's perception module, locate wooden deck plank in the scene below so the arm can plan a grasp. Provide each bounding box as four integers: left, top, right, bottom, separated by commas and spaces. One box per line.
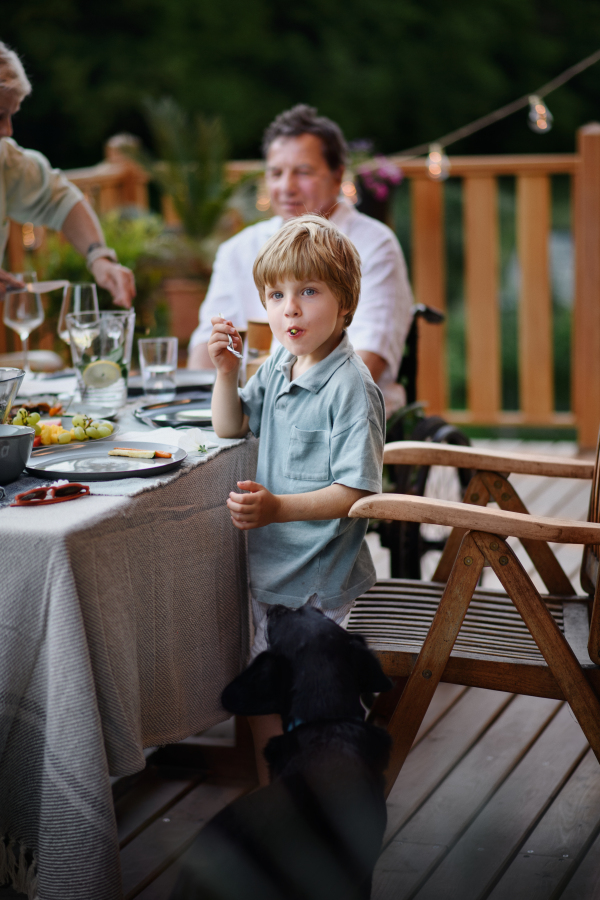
116, 768, 201, 848
559, 826, 600, 899
384, 688, 513, 840
120, 781, 251, 899
133, 862, 182, 900
487, 748, 600, 899
373, 694, 561, 900
411, 703, 590, 900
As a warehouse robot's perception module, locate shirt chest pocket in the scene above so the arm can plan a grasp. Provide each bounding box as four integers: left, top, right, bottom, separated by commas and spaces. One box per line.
285, 426, 331, 482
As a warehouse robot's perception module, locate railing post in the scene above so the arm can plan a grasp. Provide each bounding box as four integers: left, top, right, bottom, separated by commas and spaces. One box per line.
517, 174, 554, 423
573, 123, 600, 449
463, 176, 501, 421
412, 177, 447, 414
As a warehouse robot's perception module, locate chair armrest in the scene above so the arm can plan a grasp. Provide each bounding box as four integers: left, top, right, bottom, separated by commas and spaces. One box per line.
349, 493, 600, 544
383, 441, 594, 480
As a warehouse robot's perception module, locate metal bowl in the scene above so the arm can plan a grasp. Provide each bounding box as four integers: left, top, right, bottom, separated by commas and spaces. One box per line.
0, 367, 25, 424
0, 424, 35, 485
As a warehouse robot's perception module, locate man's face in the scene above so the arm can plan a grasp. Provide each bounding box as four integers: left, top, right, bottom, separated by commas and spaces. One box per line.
265, 133, 343, 220
0, 92, 20, 139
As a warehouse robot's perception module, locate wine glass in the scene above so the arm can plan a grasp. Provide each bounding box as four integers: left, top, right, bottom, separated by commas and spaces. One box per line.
57, 283, 99, 345
3, 272, 44, 373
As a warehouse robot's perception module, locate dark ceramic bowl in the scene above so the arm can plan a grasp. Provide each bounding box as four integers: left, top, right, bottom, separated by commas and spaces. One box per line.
0, 424, 35, 485
0, 367, 25, 423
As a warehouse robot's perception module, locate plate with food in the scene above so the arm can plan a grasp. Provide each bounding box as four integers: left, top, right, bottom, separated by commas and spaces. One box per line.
134, 395, 213, 428
17, 410, 120, 450
25, 441, 186, 481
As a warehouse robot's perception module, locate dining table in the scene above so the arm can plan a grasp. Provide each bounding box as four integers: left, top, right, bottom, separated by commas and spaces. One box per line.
0, 400, 258, 900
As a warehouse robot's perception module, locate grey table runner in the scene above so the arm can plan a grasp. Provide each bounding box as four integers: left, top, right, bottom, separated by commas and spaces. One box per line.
0, 436, 258, 900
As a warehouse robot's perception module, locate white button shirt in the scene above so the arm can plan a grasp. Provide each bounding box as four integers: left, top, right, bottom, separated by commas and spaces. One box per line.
189, 199, 414, 413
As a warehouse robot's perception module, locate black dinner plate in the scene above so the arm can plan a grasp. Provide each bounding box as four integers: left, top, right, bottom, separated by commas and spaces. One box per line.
134, 395, 213, 428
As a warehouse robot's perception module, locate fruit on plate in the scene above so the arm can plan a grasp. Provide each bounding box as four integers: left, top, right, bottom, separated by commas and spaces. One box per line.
82, 360, 121, 388
35, 414, 115, 446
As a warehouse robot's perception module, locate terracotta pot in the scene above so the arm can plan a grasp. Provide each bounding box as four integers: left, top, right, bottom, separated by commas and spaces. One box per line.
163, 278, 207, 348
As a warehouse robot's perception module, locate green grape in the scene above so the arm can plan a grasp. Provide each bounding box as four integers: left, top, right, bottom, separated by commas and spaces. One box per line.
90, 421, 102, 429
72, 415, 85, 428
34, 423, 41, 436
25, 416, 36, 426
58, 432, 72, 444
98, 420, 114, 433
18, 408, 28, 417
96, 426, 112, 438
13, 416, 24, 426
29, 412, 41, 424
73, 426, 86, 441
86, 426, 99, 439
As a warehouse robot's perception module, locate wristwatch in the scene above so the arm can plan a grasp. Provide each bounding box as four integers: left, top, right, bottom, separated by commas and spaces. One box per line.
86, 242, 118, 272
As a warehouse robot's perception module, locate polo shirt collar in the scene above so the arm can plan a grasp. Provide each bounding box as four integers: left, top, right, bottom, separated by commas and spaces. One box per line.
277, 331, 354, 393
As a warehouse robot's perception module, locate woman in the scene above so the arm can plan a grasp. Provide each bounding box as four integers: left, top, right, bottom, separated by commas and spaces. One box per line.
0, 41, 135, 305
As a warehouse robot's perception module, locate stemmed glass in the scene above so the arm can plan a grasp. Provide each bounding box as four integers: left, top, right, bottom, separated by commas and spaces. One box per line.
57, 283, 99, 346
3, 272, 44, 373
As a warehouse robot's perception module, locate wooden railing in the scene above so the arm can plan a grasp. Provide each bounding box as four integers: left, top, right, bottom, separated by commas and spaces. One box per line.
6, 126, 600, 446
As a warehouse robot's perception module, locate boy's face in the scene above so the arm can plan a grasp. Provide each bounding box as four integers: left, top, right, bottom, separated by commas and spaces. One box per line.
265, 278, 348, 366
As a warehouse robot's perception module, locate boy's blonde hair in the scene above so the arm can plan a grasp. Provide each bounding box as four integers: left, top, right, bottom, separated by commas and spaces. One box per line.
253, 214, 361, 326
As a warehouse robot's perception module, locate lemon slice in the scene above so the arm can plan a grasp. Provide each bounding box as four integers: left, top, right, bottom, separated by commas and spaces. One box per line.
82, 360, 121, 388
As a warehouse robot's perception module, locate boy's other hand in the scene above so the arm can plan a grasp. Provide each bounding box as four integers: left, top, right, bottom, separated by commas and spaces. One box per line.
208, 315, 243, 374
227, 480, 281, 530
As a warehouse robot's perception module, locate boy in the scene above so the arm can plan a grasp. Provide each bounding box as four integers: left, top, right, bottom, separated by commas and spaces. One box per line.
209, 214, 385, 784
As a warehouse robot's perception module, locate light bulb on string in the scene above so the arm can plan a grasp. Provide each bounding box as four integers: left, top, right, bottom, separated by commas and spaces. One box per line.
427, 144, 450, 181
528, 95, 553, 134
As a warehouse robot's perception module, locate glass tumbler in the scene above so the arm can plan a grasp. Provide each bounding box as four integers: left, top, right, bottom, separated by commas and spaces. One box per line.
138, 337, 178, 402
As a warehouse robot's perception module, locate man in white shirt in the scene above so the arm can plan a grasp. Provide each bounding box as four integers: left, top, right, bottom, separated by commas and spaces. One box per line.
187, 105, 413, 414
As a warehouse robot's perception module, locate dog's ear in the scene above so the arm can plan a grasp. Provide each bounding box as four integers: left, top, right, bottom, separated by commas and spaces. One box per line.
221, 652, 290, 715
349, 635, 393, 693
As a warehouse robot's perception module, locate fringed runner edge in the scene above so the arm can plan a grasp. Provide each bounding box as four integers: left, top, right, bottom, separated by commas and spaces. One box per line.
0, 834, 38, 900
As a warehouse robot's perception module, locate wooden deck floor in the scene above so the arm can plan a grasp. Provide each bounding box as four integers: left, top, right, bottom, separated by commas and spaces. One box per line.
3, 440, 599, 899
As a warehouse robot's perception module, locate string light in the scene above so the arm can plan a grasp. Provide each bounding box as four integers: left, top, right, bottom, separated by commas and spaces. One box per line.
255, 180, 271, 212
528, 95, 553, 133
427, 144, 450, 181
341, 180, 358, 203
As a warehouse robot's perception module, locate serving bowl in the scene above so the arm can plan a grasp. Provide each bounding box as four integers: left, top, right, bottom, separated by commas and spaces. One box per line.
0, 424, 35, 485
0, 367, 25, 424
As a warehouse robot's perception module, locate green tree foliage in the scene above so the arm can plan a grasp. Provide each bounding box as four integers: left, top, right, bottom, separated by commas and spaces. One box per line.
2, 0, 600, 168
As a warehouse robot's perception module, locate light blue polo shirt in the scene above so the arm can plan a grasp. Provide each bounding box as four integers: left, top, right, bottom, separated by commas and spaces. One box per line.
239, 332, 385, 609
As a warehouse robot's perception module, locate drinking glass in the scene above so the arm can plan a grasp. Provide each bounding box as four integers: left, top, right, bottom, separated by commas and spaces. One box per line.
66, 309, 136, 412
3, 272, 43, 373
57, 283, 99, 345
138, 337, 178, 401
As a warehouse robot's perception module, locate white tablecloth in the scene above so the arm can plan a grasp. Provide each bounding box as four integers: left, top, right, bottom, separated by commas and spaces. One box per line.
0, 435, 258, 899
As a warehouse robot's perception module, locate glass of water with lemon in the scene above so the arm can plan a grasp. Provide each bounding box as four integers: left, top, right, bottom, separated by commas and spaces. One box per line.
66, 309, 135, 413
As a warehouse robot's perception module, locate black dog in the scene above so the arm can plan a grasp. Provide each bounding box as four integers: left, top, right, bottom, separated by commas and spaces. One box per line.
169, 604, 392, 900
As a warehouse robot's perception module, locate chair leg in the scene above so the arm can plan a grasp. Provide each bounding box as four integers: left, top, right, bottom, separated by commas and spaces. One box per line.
383, 532, 485, 796
472, 531, 600, 762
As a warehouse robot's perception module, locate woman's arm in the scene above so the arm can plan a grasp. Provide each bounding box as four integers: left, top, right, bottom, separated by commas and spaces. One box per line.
227, 481, 371, 531
61, 201, 136, 308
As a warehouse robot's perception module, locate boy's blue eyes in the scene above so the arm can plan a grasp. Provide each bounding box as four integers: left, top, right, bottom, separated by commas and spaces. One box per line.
270, 288, 316, 300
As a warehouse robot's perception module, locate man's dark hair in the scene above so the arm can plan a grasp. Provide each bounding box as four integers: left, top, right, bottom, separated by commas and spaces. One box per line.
262, 104, 347, 171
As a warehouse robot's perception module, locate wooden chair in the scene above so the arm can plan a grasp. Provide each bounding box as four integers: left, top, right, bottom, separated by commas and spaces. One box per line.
347, 439, 600, 796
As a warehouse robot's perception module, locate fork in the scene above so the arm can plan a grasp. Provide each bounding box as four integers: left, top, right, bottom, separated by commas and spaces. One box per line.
219, 312, 243, 359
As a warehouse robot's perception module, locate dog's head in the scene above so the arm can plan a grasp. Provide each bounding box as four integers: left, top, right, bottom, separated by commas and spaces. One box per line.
222, 605, 392, 726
